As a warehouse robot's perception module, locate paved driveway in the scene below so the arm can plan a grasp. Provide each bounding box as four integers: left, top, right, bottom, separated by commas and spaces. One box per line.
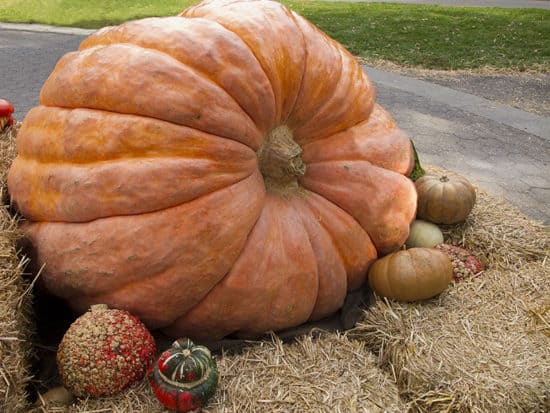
0, 29, 84, 120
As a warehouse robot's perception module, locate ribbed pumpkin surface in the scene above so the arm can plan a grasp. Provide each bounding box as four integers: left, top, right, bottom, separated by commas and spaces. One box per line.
7, 0, 417, 340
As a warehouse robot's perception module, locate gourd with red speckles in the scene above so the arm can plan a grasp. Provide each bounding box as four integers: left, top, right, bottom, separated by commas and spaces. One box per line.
436, 243, 483, 281
149, 338, 218, 412
56, 304, 156, 397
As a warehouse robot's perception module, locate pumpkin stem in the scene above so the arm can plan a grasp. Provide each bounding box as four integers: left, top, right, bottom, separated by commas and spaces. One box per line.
409, 139, 425, 182
440, 175, 449, 182
258, 125, 306, 196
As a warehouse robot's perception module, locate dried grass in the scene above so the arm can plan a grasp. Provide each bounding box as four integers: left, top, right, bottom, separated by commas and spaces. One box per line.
351, 166, 549, 412
1, 127, 548, 412
0, 123, 35, 413
44, 333, 402, 413
354, 261, 549, 412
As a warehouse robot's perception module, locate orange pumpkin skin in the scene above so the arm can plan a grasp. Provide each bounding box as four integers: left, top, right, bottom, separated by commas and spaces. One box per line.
7, 0, 417, 340
415, 173, 476, 224
368, 248, 453, 302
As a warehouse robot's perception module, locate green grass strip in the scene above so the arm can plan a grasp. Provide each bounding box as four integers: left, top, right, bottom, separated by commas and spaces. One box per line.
1, 0, 548, 70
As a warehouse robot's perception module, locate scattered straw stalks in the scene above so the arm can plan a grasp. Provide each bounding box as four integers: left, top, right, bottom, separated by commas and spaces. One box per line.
351, 166, 549, 412
49, 333, 403, 413
0, 123, 35, 413
207, 333, 404, 412
354, 262, 549, 412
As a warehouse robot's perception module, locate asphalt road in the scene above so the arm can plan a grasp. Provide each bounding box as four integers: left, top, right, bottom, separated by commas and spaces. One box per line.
1, 29, 84, 120
0, 26, 548, 224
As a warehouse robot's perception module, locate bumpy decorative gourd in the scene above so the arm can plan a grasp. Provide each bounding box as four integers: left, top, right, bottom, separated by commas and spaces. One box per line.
149, 338, 218, 412
56, 304, 156, 397
7, 0, 417, 340
436, 243, 483, 281
405, 219, 444, 248
368, 248, 453, 302
415, 173, 476, 224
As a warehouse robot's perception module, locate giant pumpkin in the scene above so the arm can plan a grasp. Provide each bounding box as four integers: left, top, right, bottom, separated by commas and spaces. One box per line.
7, 0, 417, 340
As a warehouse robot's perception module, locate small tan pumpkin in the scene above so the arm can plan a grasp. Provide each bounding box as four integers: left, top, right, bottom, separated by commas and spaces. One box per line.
415, 173, 476, 224
405, 219, 444, 248
368, 248, 452, 302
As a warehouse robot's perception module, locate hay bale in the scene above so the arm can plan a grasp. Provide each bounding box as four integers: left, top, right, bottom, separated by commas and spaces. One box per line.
355, 263, 549, 412
0, 123, 35, 413
32, 380, 162, 413
210, 334, 403, 412
50, 333, 403, 413
352, 166, 550, 412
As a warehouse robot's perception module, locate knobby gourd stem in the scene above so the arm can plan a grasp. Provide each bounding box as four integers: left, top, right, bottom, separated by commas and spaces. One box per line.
90, 304, 108, 312
257, 125, 307, 197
